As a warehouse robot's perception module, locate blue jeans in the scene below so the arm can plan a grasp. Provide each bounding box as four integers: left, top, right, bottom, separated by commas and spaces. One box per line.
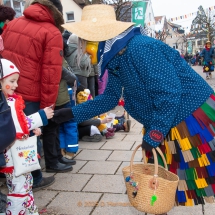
23, 101, 42, 186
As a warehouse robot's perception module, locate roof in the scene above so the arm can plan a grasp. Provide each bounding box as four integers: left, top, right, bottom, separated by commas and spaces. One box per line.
168, 22, 181, 28
73, 0, 86, 8
154, 16, 164, 22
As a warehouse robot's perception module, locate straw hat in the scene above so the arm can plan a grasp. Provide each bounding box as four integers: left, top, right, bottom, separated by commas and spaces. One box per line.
62, 4, 134, 42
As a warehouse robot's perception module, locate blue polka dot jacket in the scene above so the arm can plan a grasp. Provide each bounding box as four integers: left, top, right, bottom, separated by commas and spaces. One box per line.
72, 35, 213, 147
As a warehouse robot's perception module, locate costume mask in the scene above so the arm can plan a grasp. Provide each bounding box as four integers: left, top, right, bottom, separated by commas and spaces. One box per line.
86, 41, 98, 65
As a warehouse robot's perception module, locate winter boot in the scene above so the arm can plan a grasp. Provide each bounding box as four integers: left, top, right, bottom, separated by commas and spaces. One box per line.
105, 131, 115, 139
124, 119, 131, 132
107, 127, 116, 133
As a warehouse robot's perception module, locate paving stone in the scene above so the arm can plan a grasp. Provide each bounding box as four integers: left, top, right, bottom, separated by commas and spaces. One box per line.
107, 150, 142, 162
40, 157, 45, 170
91, 194, 215, 215
79, 161, 121, 174
71, 160, 87, 173
79, 141, 106, 149
83, 175, 126, 193
92, 193, 143, 215
101, 140, 135, 150
75, 149, 112, 161
102, 135, 125, 144
123, 134, 143, 141
168, 203, 215, 215
116, 161, 143, 175
34, 190, 59, 209
132, 141, 142, 150
41, 170, 55, 177
47, 192, 102, 215
42, 160, 87, 174
128, 129, 142, 135
48, 173, 92, 191
132, 122, 144, 128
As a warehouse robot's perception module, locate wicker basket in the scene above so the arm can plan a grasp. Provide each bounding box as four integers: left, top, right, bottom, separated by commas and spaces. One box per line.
122, 144, 179, 214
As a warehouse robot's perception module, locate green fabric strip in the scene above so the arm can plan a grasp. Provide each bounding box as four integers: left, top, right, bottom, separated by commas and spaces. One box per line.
185, 168, 198, 180
201, 103, 215, 121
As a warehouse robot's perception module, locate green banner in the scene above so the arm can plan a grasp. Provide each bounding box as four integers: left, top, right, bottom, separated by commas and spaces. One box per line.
187, 41, 192, 54
132, 1, 147, 26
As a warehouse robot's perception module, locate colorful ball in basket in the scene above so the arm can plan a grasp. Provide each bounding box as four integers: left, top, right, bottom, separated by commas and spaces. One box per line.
122, 145, 179, 214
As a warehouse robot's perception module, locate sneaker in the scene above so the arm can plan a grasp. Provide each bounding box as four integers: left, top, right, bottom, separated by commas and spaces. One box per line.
124, 119, 131, 132
209, 73, 212, 79
82, 134, 103, 142
206, 76, 209, 80
105, 131, 115, 139
32, 176, 55, 192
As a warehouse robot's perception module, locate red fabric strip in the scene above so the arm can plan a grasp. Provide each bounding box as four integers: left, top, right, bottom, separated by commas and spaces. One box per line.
8, 193, 28, 197
190, 190, 197, 199
186, 190, 192, 199
0, 166, 14, 174
210, 94, 215, 101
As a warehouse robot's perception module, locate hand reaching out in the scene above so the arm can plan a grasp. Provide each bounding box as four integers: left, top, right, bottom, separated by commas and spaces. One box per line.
33, 128, 42, 136
44, 106, 54, 119
100, 117, 113, 124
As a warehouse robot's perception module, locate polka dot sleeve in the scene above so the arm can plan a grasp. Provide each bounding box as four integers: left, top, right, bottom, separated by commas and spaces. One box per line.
72, 71, 121, 124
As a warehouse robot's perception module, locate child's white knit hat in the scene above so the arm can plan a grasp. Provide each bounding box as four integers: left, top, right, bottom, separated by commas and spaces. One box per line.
0, 58, 19, 80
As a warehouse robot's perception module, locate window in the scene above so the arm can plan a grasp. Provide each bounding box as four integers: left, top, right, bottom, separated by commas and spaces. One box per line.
66, 12, 74, 22
3, 0, 11, 7
13, 1, 22, 18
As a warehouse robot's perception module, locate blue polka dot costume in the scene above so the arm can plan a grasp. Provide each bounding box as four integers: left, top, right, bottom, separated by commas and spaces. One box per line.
72, 35, 215, 205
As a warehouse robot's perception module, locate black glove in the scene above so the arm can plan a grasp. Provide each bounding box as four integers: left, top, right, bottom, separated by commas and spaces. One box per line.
51, 108, 74, 124
141, 139, 154, 152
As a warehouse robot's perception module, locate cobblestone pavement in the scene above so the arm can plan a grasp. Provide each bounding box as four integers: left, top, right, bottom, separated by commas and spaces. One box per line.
1, 65, 215, 215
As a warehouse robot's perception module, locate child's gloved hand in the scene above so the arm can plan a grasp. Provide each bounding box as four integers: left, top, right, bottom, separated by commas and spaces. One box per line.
44, 106, 54, 119
100, 117, 113, 124
33, 128, 42, 136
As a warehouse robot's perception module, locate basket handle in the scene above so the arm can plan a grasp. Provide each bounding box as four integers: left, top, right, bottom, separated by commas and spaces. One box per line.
130, 144, 168, 176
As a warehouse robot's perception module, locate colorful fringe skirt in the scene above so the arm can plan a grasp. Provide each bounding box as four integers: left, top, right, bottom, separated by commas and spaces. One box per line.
158, 93, 215, 206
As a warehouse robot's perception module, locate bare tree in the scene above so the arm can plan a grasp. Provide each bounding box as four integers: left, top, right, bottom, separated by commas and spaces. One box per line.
191, 5, 215, 41
84, 0, 139, 22
154, 29, 170, 41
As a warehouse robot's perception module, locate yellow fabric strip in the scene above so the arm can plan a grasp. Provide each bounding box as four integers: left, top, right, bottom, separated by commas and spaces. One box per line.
185, 191, 194, 206
198, 157, 204, 167
201, 154, 210, 166
195, 178, 208, 188
164, 140, 172, 164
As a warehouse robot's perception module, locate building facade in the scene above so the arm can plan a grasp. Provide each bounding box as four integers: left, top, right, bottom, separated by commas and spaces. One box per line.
1, 0, 83, 23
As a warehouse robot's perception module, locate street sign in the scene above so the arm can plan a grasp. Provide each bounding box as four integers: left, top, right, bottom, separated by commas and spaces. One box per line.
132, 1, 147, 26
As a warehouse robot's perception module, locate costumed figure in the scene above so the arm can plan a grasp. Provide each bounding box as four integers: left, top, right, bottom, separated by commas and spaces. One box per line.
200, 41, 215, 79
51, 4, 215, 214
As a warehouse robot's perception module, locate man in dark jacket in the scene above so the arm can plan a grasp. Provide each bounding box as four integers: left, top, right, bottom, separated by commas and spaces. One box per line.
1, 0, 66, 191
